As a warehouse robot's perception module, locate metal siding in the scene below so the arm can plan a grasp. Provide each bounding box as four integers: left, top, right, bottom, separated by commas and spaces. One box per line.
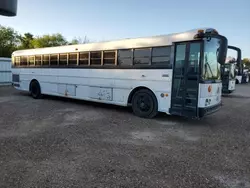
0, 58, 12, 85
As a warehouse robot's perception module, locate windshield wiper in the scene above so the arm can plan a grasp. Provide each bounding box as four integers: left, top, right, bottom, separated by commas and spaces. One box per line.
204, 56, 215, 78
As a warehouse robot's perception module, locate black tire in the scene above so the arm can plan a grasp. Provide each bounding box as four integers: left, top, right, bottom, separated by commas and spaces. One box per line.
236, 79, 239, 84
30, 80, 42, 99
131, 89, 158, 118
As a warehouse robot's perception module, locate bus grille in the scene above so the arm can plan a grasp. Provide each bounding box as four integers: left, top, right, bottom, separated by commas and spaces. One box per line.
12, 74, 19, 82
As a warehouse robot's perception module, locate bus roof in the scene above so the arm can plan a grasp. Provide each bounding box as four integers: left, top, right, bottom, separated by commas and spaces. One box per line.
13, 28, 214, 56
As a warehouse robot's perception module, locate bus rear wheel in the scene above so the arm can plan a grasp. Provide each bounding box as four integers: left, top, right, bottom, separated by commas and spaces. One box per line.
30, 80, 42, 99
132, 89, 158, 118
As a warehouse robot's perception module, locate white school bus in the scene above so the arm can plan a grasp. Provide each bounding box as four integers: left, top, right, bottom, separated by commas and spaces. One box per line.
12, 28, 228, 118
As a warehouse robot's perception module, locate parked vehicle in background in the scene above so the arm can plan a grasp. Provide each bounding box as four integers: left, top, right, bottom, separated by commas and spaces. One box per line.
221, 46, 241, 94
0, 57, 12, 85
12, 28, 228, 118
241, 69, 249, 83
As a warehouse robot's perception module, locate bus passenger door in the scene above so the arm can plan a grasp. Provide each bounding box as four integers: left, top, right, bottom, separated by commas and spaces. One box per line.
170, 41, 201, 117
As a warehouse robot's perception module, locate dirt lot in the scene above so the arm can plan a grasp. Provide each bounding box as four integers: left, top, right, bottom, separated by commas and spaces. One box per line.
0, 85, 250, 188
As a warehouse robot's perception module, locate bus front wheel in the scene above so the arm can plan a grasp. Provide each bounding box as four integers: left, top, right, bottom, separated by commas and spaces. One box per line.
132, 89, 158, 118
30, 80, 42, 99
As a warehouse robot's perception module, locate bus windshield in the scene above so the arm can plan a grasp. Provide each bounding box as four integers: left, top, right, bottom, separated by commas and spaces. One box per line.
230, 64, 236, 79
223, 63, 236, 79
202, 38, 221, 80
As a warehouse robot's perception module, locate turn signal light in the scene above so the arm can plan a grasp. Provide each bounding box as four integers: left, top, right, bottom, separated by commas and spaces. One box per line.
197, 29, 204, 34
208, 85, 212, 93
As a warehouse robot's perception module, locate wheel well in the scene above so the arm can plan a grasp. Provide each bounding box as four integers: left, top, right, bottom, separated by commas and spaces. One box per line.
127, 86, 157, 105
236, 79, 239, 84
29, 79, 39, 91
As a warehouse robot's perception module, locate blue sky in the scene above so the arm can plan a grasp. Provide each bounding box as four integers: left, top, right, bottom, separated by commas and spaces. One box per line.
1, 0, 250, 57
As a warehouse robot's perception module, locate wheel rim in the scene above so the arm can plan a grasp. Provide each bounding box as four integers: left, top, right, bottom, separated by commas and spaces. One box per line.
136, 94, 152, 112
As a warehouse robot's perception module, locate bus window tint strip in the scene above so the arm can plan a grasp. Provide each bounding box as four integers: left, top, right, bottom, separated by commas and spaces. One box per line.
134, 48, 151, 58
118, 49, 133, 58
12, 46, 172, 68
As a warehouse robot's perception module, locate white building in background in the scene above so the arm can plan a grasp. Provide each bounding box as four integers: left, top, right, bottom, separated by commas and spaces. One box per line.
0, 57, 12, 85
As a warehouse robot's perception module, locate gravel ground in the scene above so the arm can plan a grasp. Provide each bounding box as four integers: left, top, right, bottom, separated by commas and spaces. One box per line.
0, 85, 250, 188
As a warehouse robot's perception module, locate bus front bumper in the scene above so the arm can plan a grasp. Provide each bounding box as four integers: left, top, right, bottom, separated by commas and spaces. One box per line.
198, 102, 222, 118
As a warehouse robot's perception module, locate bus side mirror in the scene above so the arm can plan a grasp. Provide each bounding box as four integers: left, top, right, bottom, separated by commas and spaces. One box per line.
0, 0, 17, 16
217, 38, 228, 65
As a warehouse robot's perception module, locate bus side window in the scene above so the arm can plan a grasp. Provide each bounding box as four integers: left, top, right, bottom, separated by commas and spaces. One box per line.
69, 53, 77, 65
90, 52, 101, 65
59, 54, 67, 66
50, 54, 58, 66
43, 55, 49, 66
134, 48, 151, 65
35, 55, 42, 66
103, 51, 115, 65
79, 52, 89, 65
188, 43, 200, 74
15, 57, 20, 66
20, 56, 28, 66
152, 46, 171, 66
28, 56, 35, 66
118, 49, 133, 66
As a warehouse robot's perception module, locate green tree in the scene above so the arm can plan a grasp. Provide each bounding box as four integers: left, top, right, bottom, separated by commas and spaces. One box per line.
0, 25, 20, 57
242, 58, 250, 68
70, 36, 89, 45
32, 33, 68, 48
18, 32, 34, 49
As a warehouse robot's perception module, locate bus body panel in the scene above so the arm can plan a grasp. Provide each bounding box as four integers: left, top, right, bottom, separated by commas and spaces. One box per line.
236, 75, 242, 84
11, 28, 228, 118
12, 68, 173, 113
228, 80, 236, 91
198, 83, 222, 108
